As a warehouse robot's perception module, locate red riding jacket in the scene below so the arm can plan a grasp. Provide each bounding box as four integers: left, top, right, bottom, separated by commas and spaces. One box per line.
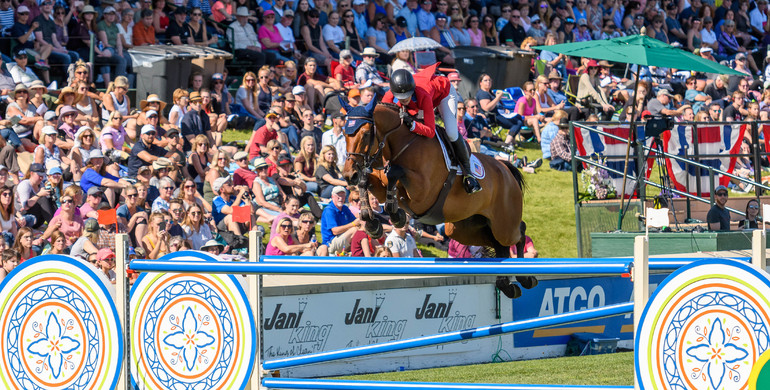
382, 63, 450, 138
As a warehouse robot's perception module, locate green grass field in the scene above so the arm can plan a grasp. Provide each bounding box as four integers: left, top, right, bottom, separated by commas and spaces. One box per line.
335, 351, 635, 386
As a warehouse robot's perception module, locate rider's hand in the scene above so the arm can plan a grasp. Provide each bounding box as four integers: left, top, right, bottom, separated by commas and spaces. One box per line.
399, 110, 414, 129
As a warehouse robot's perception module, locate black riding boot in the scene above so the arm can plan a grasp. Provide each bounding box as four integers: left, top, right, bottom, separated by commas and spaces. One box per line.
451, 137, 482, 194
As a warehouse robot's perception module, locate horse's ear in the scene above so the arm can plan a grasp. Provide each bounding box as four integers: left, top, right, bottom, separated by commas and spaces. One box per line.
364, 95, 376, 113
338, 95, 353, 113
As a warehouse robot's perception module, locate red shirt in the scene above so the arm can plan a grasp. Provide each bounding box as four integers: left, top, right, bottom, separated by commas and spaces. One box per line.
382, 63, 449, 138
334, 64, 355, 84
249, 125, 278, 160
234, 167, 258, 188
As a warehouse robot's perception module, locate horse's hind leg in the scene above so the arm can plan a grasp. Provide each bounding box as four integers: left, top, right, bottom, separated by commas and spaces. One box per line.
513, 224, 538, 290
492, 240, 522, 299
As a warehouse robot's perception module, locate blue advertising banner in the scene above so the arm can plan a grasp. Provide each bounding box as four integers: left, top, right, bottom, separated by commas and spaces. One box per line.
512, 274, 669, 348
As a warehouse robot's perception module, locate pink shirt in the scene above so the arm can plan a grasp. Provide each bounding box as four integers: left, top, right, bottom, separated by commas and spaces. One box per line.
516, 96, 536, 116
100, 125, 126, 152
266, 234, 294, 255
258, 24, 283, 47
211, 1, 234, 23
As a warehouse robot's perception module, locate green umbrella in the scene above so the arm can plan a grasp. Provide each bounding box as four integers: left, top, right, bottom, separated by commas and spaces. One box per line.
533, 34, 746, 75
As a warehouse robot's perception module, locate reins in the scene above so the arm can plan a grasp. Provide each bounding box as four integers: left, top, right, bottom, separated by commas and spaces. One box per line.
347, 105, 415, 172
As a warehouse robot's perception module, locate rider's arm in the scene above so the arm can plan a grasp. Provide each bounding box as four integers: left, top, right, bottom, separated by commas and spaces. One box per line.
410, 92, 436, 138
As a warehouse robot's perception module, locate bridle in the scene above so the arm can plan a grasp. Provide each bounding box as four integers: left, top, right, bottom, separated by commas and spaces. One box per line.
346, 108, 410, 173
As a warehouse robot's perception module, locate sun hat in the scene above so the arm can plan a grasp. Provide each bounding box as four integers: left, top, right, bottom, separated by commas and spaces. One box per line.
60, 105, 79, 117
140, 94, 168, 111
97, 248, 116, 261
235, 7, 250, 17
361, 47, 380, 57
200, 239, 224, 251
28, 79, 47, 94
189, 91, 202, 102
548, 70, 562, 80
586, 59, 599, 68
10, 83, 28, 99
42, 125, 58, 135
253, 157, 269, 169
55, 86, 82, 105
152, 157, 172, 170
81, 5, 96, 14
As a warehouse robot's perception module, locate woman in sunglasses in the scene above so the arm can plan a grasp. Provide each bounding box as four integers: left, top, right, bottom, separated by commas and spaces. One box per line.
181, 204, 214, 250
295, 210, 328, 256
40, 191, 83, 247
266, 216, 317, 256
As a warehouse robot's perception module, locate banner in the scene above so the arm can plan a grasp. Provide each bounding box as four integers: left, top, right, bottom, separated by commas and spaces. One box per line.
661, 123, 746, 196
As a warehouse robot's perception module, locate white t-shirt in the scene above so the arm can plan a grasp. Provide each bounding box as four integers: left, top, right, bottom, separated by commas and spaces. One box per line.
276, 23, 295, 51
384, 231, 417, 257
322, 24, 345, 46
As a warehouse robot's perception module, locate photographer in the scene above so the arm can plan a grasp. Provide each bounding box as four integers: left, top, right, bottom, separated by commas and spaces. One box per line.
212, 175, 259, 237
142, 212, 172, 260
647, 89, 689, 118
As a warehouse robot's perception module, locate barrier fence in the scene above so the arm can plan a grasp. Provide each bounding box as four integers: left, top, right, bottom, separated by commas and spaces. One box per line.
0, 230, 767, 390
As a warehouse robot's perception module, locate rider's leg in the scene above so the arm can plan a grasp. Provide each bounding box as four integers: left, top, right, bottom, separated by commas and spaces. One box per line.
440, 85, 481, 194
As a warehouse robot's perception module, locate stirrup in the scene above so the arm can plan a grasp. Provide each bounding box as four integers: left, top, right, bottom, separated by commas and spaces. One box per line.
463, 175, 482, 194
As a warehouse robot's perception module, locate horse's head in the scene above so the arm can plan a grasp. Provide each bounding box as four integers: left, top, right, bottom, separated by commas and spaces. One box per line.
341, 97, 379, 185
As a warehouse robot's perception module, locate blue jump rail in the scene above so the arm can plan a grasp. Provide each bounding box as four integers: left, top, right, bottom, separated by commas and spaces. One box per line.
262, 378, 634, 390
128, 259, 633, 276
262, 302, 634, 370
259, 255, 751, 271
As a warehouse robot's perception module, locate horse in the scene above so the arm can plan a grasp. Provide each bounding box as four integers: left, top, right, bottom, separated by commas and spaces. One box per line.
341, 98, 537, 298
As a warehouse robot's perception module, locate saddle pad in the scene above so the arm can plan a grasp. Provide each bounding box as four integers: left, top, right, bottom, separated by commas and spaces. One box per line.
435, 135, 485, 180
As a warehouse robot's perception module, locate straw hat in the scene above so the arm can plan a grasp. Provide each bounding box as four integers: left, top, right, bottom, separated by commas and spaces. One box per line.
55, 86, 83, 105
361, 47, 380, 57
140, 94, 168, 111
81, 5, 96, 14
10, 83, 28, 100
28, 80, 48, 94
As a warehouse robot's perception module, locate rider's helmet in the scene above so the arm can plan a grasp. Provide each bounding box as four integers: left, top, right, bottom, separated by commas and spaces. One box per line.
390, 69, 416, 102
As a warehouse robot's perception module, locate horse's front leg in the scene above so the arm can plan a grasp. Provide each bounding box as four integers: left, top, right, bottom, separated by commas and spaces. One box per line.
385, 165, 408, 228
357, 166, 375, 222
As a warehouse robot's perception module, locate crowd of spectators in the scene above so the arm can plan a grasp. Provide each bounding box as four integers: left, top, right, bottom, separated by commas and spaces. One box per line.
5, 0, 770, 278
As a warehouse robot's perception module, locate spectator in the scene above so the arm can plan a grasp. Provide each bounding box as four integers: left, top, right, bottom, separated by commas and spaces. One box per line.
573, 18, 592, 41
515, 81, 543, 142
321, 110, 347, 169
301, 8, 333, 69
350, 219, 376, 256
510, 221, 538, 257
384, 221, 418, 257
645, 89, 688, 117
481, 14, 499, 46
101, 77, 135, 138
366, 14, 391, 62
13, 226, 37, 261
355, 47, 388, 88
167, 7, 192, 45
500, 7, 527, 47
212, 175, 255, 235
391, 49, 416, 75
296, 210, 327, 255
315, 144, 348, 198
181, 91, 213, 152
322, 10, 345, 58
541, 109, 568, 160
116, 184, 148, 247
188, 7, 218, 46
267, 216, 317, 255
133, 9, 158, 46
203, 148, 230, 202
577, 60, 615, 118
230, 7, 275, 68
260, 10, 292, 62
299, 111, 323, 150
738, 199, 760, 230
247, 110, 282, 160
36, 0, 78, 73
128, 125, 173, 178
142, 211, 171, 259
386, 15, 411, 48
320, 185, 357, 254
181, 203, 214, 250
333, 49, 355, 85
707, 185, 730, 231
549, 122, 574, 171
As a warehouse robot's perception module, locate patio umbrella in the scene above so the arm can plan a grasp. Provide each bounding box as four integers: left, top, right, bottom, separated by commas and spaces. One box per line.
388, 37, 443, 54
532, 34, 745, 76
534, 32, 746, 229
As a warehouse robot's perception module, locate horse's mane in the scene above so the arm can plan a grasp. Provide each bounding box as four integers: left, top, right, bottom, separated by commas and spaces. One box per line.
377, 102, 400, 112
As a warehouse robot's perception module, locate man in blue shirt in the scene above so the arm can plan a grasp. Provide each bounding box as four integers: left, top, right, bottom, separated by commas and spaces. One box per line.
128, 125, 172, 177
212, 175, 253, 235
395, 0, 419, 37
320, 185, 358, 254
416, 0, 436, 36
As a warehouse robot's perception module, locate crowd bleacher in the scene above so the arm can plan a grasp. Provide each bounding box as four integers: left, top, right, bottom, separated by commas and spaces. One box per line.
1, 0, 769, 277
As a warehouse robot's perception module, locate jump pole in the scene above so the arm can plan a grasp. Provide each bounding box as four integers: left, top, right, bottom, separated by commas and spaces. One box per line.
262, 378, 634, 390
115, 233, 130, 390
247, 229, 265, 390
632, 235, 648, 390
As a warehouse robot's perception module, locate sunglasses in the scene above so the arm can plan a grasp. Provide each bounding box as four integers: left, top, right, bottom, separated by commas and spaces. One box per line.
163, 186, 175, 190
61, 198, 74, 204
300, 220, 314, 224
126, 193, 138, 198
271, 146, 281, 150
716, 192, 728, 196
191, 211, 201, 215
749, 205, 759, 209
280, 224, 293, 229
193, 12, 202, 16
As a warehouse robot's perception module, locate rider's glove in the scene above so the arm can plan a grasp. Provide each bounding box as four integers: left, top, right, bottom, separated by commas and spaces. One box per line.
400, 110, 414, 130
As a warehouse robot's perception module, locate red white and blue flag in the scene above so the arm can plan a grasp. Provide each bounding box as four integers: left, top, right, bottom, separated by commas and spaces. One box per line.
574, 124, 654, 196
661, 123, 746, 197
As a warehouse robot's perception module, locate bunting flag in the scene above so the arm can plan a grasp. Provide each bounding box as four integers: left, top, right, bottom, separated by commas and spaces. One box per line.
573, 124, 654, 197
97, 208, 118, 226
232, 204, 251, 224
661, 123, 746, 197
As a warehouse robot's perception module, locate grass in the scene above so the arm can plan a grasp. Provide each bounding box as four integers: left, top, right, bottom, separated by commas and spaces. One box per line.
334, 351, 635, 386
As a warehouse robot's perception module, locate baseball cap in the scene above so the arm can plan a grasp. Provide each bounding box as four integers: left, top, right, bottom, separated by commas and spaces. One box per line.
447, 72, 461, 81
352, 0, 366, 5
212, 73, 224, 81
278, 156, 292, 165
16, 5, 30, 13
44, 111, 57, 121
85, 218, 99, 233
735, 52, 747, 60
145, 109, 158, 117
29, 163, 45, 175
87, 186, 104, 196
348, 88, 361, 98
173, 6, 186, 15
212, 176, 232, 192
97, 248, 116, 262
42, 125, 58, 135
657, 89, 673, 97
292, 85, 305, 95
578, 18, 587, 26
284, 93, 295, 101
700, 47, 713, 54
714, 185, 728, 194
141, 124, 156, 134
331, 185, 347, 195
263, 9, 275, 17
339, 49, 352, 59
233, 151, 248, 161
104, 6, 117, 14
530, 14, 540, 23
396, 16, 407, 27
165, 128, 180, 138
283, 9, 294, 17
265, 110, 279, 119
565, 17, 575, 23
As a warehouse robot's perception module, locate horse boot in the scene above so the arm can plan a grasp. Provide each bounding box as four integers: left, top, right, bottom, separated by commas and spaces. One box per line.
451, 137, 482, 194
495, 276, 522, 299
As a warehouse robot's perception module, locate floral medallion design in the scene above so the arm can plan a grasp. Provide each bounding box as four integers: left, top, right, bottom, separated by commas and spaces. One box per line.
636, 259, 770, 390
131, 263, 255, 390
0, 255, 122, 390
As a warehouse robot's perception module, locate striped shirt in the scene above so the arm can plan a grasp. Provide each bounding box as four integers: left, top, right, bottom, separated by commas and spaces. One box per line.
0, 9, 14, 32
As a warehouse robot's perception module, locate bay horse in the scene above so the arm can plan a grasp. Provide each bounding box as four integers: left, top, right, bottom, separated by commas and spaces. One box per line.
341, 98, 537, 298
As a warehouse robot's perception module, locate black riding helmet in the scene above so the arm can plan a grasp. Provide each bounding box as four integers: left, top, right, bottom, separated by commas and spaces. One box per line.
390, 69, 416, 101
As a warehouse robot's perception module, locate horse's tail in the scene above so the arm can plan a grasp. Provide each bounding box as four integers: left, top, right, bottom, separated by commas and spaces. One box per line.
501, 159, 525, 193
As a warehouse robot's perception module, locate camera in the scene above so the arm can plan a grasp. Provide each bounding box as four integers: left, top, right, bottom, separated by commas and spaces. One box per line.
644, 115, 674, 138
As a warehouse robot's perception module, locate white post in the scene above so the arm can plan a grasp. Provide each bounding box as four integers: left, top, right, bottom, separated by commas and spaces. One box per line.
752, 229, 766, 271
115, 233, 130, 390
247, 229, 264, 390
633, 235, 648, 390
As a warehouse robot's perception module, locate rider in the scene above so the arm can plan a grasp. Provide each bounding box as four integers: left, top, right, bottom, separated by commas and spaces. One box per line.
382, 66, 482, 194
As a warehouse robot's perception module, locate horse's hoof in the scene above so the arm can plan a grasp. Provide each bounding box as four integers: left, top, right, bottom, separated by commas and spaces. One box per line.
365, 220, 383, 239
516, 276, 538, 290
495, 276, 522, 299
391, 209, 407, 228
385, 201, 399, 216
